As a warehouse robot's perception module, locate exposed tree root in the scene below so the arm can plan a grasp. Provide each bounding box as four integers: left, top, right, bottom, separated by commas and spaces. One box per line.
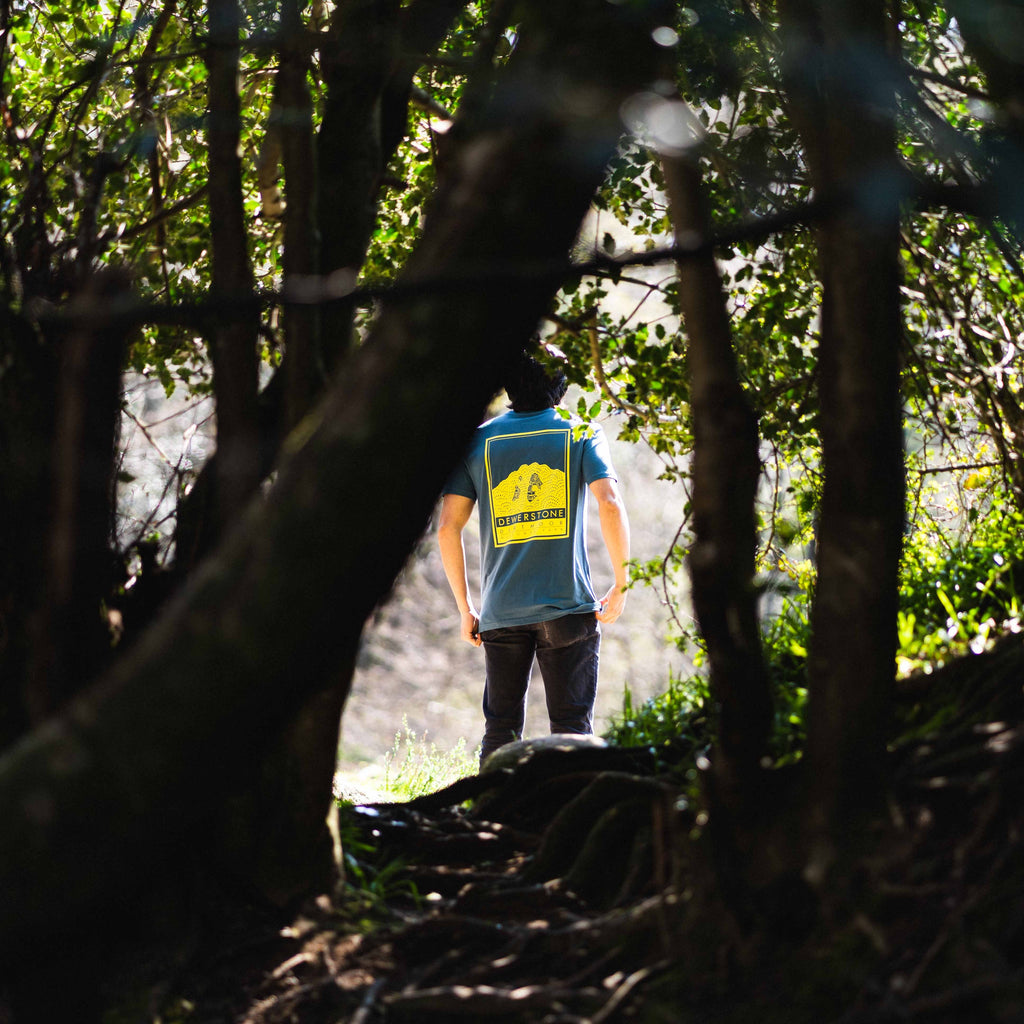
161, 641, 1024, 1024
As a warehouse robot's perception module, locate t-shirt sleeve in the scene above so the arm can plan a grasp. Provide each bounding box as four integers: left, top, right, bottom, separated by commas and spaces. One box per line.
582, 424, 617, 484
442, 458, 477, 499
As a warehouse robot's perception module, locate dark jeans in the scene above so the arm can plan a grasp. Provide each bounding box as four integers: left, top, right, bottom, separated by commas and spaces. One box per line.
478, 612, 601, 763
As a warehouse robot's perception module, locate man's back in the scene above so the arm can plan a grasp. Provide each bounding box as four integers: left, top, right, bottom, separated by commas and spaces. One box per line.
436, 348, 630, 761
444, 407, 615, 631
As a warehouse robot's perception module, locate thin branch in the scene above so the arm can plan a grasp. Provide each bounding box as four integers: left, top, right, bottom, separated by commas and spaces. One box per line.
912, 459, 1003, 476
470, 0, 516, 71
590, 961, 670, 1024
100, 183, 209, 247
123, 408, 176, 468
110, 46, 206, 70
905, 62, 992, 103
35, 174, 1015, 336
617, 275, 669, 324
759, 442, 782, 566
661, 517, 691, 638
588, 314, 643, 418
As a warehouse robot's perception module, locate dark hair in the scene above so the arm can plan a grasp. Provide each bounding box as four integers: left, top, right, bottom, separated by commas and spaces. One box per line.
504, 349, 568, 412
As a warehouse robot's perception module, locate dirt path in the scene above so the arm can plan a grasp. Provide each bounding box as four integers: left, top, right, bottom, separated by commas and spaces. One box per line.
173, 645, 1024, 1023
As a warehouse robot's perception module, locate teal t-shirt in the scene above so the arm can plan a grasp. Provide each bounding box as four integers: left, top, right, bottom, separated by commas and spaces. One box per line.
443, 408, 617, 631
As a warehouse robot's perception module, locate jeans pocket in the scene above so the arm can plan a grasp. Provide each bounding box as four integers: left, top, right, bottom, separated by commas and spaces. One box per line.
540, 612, 599, 648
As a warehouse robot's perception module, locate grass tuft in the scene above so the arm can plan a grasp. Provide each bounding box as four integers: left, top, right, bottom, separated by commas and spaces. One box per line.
382, 719, 480, 801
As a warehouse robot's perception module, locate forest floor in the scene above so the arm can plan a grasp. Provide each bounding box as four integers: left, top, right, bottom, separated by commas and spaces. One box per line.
166, 637, 1024, 1024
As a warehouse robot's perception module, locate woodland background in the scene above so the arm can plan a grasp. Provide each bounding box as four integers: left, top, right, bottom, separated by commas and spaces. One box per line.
3, 0, 1024, 1021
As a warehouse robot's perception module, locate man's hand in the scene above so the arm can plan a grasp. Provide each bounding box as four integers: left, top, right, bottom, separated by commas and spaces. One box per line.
596, 583, 626, 624
461, 609, 483, 647
590, 478, 630, 626
438, 493, 483, 648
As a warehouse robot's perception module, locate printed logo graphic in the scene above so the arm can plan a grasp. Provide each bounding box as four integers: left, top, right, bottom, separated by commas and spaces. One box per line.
485, 430, 570, 546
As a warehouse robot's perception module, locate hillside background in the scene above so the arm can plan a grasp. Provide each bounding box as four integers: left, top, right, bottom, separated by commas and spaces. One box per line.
338, 403, 690, 776
118, 375, 691, 778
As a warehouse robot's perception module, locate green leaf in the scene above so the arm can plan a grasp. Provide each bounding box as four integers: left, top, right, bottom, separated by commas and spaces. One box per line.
936, 588, 958, 622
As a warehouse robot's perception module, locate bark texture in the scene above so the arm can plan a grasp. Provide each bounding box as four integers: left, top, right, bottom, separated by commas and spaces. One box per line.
1, 274, 131, 749
0, 312, 56, 749
0, 0, 673, 954
779, 0, 904, 831
206, 0, 260, 529
174, 0, 473, 559
317, 0, 401, 366
945, 0, 1024, 150
27, 272, 132, 719
661, 151, 772, 799
278, 0, 322, 432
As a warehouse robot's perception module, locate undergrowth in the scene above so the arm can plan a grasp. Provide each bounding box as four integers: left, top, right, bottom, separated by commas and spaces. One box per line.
333, 723, 478, 920
603, 669, 709, 750
382, 719, 479, 801
333, 804, 424, 929
605, 492, 1024, 762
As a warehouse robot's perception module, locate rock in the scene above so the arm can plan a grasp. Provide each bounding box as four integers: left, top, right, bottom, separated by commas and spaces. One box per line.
333, 773, 388, 806
480, 733, 608, 773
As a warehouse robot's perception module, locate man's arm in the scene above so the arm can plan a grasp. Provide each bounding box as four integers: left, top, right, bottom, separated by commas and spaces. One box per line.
590, 477, 630, 624
437, 492, 483, 646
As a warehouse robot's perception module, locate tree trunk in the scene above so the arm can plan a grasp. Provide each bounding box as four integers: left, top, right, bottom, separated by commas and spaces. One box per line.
934, 1, 1024, 498
1, 272, 131, 750
278, 0, 323, 433
174, 0, 473, 559
0, 0, 673, 956
0, 311, 56, 749
27, 271, 132, 718
661, 151, 772, 800
206, 0, 260, 530
214, 0, 479, 905
779, 0, 904, 838
317, 0, 401, 367
937, 0, 1024, 234
217, 0, 339, 907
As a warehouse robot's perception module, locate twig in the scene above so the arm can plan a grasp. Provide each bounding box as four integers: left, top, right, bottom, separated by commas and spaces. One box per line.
904, 63, 992, 103
123, 407, 174, 467
660, 517, 691, 638
759, 442, 782, 565
350, 977, 387, 1024
913, 460, 1002, 476
269, 951, 315, 980
382, 981, 604, 1016
98, 183, 209, 246
903, 825, 1018, 996
903, 969, 1024, 1018
588, 314, 643, 417
590, 960, 670, 1024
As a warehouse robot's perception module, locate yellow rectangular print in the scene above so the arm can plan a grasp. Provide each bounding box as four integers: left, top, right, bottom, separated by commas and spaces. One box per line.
485, 429, 570, 547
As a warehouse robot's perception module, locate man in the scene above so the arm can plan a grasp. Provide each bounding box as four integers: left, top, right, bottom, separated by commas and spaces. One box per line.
438, 349, 630, 764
